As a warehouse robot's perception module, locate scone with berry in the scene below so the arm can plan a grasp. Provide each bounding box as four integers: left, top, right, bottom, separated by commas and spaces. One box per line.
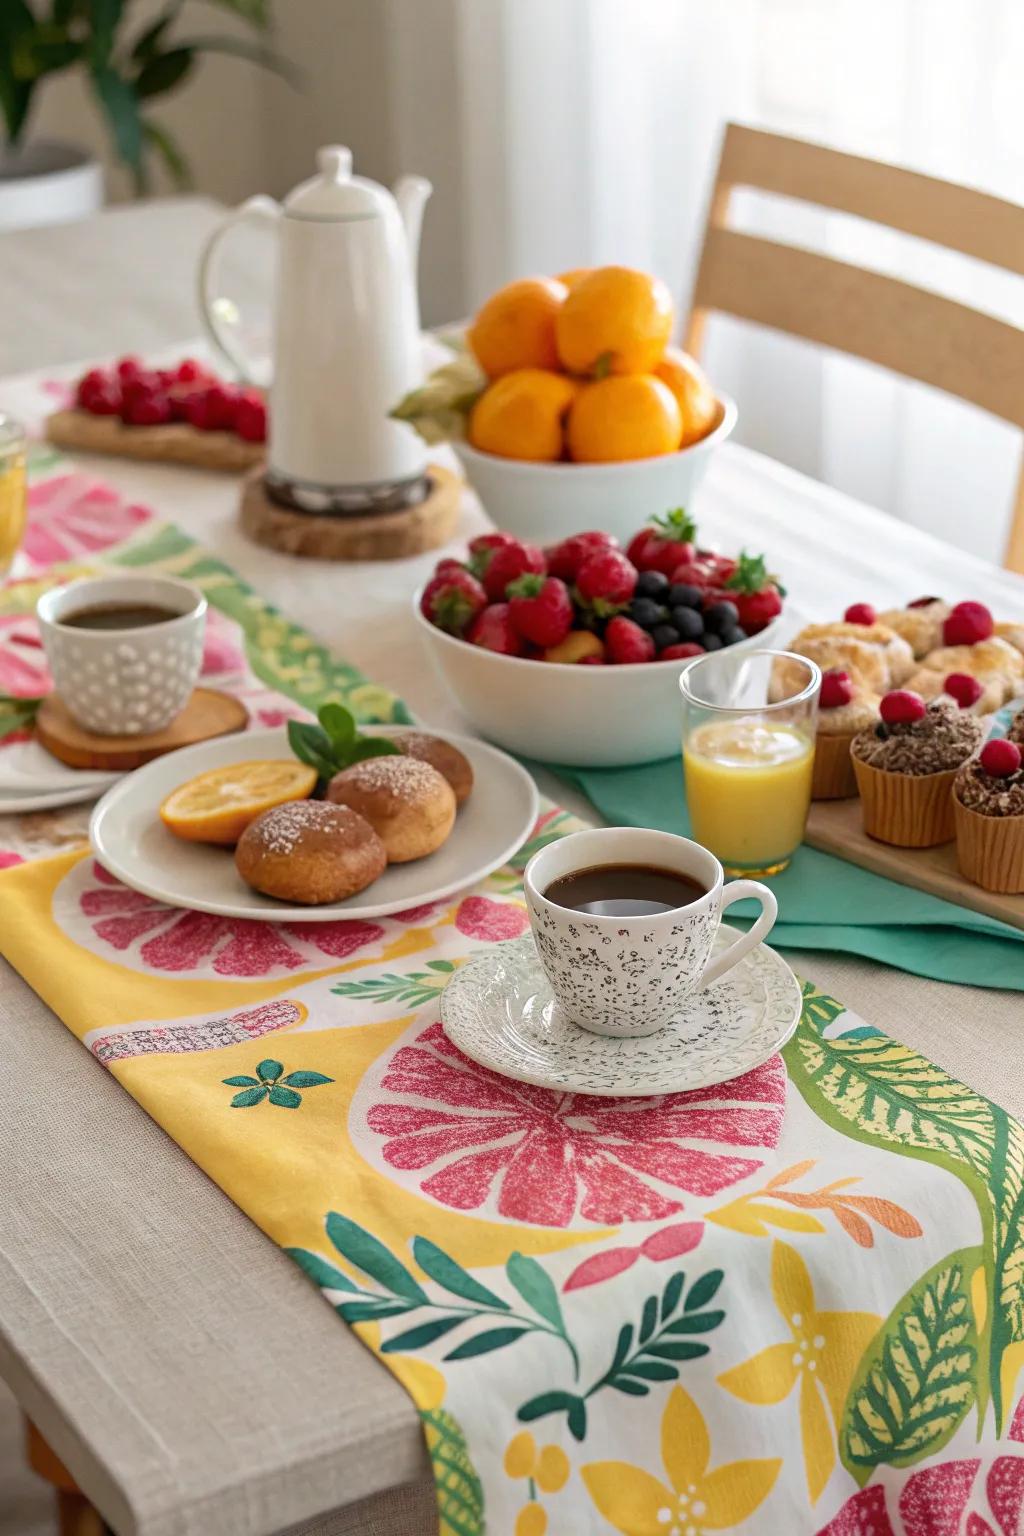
812, 669, 879, 800
954, 736, 1024, 893
851, 691, 985, 847
876, 598, 950, 659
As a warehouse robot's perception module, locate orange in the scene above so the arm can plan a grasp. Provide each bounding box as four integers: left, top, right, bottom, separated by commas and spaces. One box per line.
567, 374, 682, 462
159, 760, 317, 845
555, 267, 592, 290
467, 277, 567, 379
655, 345, 721, 447
555, 265, 673, 376
468, 369, 578, 461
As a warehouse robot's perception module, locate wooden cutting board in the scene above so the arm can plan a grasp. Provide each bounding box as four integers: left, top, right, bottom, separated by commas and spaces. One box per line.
804, 796, 1024, 931
36, 688, 249, 770
45, 409, 263, 474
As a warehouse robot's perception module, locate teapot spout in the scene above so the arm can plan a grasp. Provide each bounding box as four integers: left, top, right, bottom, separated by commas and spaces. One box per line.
393, 174, 432, 272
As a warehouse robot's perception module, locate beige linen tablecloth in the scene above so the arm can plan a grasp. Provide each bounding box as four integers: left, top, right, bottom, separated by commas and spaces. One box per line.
1, 199, 1023, 1536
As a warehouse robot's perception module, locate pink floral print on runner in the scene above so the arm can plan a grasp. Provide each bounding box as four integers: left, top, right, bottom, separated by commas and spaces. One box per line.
22, 474, 152, 568
91, 997, 303, 1064
818, 1453, 1024, 1536
53, 860, 389, 980
354, 1018, 786, 1228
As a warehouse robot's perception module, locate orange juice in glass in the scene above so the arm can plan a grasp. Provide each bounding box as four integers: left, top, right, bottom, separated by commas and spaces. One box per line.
680, 649, 821, 876
0, 417, 27, 578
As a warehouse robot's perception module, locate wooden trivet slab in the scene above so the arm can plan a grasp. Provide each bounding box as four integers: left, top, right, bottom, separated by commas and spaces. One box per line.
804, 796, 1024, 931
45, 409, 263, 474
36, 688, 249, 771
239, 463, 461, 560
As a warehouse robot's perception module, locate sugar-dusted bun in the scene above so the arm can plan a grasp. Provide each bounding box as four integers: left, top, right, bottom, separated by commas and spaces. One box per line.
878, 602, 950, 658
790, 621, 914, 686
396, 731, 474, 806
918, 637, 1024, 690
327, 755, 456, 863
235, 801, 386, 904
994, 621, 1024, 659
907, 667, 1005, 714
772, 636, 888, 700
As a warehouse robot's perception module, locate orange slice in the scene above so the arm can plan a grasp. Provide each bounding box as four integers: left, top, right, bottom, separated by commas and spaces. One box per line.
159, 760, 317, 845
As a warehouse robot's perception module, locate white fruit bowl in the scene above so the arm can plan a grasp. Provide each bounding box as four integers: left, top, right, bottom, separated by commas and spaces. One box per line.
414, 595, 780, 767
454, 394, 737, 546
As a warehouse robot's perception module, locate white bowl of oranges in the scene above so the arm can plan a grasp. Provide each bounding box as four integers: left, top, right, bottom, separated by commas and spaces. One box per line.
394, 267, 735, 544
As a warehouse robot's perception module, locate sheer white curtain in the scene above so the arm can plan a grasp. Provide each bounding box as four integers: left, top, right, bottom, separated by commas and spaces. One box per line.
402, 0, 1023, 563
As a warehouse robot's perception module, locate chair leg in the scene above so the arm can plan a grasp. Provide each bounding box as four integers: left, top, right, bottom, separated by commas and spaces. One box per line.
24, 1417, 114, 1535
56, 1490, 112, 1536
1002, 459, 1024, 573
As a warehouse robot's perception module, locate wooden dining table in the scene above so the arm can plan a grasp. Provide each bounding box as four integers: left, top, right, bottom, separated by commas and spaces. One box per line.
1, 197, 1023, 1536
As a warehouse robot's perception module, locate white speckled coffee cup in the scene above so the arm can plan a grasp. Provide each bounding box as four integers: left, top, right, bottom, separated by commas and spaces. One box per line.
37, 575, 206, 735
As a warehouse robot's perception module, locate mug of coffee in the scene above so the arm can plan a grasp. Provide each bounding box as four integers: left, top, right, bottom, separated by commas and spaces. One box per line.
524, 827, 778, 1038
37, 575, 207, 736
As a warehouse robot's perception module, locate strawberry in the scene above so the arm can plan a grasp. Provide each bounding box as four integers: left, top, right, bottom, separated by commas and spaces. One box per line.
575, 549, 638, 615
433, 557, 467, 580
715, 551, 785, 634
467, 531, 519, 583
472, 537, 545, 601
626, 508, 698, 575
943, 601, 993, 646
667, 551, 728, 592
467, 602, 524, 656
546, 530, 618, 582
660, 642, 705, 660
605, 616, 656, 664
420, 568, 487, 634
507, 574, 573, 647
233, 390, 267, 443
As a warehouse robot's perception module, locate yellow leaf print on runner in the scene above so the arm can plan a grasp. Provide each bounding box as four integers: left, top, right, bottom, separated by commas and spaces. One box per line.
582, 1384, 780, 1535
717, 1240, 880, 1505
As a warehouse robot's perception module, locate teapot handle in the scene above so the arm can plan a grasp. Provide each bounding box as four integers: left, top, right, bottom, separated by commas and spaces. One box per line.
197, 195, 281, 385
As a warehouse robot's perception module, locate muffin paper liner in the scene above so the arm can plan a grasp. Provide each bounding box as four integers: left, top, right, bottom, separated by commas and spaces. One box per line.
955, 797, 1024, 893
812, 731, 858, 800
852, 757, 957, 847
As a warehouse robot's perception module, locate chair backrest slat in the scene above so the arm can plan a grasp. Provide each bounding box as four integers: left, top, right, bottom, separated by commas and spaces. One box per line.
684, 124, 1024, 569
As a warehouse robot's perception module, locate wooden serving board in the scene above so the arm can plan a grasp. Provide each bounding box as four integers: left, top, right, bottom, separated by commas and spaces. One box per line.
45, 409, 263, 474
36, 688, 249, 770
804, 796, 1024, 931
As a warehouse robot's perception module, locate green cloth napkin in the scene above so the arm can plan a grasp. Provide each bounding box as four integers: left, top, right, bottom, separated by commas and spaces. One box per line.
548, 753, 1024, 991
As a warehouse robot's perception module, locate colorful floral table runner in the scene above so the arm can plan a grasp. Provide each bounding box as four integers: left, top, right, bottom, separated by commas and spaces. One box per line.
3, 454, 1024, 1534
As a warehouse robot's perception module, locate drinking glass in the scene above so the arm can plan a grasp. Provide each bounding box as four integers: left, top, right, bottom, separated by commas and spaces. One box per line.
680, 648, 821, 877
0, 416, 27, 579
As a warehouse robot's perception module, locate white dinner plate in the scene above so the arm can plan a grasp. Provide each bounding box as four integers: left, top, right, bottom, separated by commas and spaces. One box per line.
0, 739, 121, 813
89, 725, 539, 922
441, 929, 802, 1097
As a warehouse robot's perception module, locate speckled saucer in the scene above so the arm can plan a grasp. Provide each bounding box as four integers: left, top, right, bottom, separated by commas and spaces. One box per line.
440, 928, 802, 1097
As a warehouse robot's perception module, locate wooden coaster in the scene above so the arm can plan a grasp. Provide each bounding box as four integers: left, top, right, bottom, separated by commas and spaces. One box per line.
239, 463, 462, 560
36, 688, 249, 771
45, 409, 263, 474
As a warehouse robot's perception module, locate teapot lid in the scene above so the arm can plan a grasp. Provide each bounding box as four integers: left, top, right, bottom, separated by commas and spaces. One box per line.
283, 145, 390, 220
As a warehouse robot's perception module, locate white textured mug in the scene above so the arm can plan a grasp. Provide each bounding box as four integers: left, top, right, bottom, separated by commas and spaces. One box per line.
37, 575, 206, 735
524, 827, 778, 1038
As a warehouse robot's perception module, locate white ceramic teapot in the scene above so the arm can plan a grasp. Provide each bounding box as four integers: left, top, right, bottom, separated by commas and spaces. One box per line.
198, 145, 431, 508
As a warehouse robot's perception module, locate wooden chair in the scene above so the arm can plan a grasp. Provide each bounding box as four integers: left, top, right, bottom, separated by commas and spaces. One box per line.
684, 124, 1024, 571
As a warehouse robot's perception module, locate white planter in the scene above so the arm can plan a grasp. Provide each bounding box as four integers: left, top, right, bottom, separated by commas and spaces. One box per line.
0, 140, 104, 232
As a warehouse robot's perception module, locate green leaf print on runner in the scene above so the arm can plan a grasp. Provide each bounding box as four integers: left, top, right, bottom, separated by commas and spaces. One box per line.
841, 1246, 983, 1482
785, 983, 1024, 1429
422, 1407, 485, 1536
222, 1059, 333, 1108
109, 523, 411, 723
332, 961, 457, 1009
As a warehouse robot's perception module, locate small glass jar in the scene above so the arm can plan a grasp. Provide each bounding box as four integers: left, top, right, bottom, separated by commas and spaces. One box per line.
680, 648, 821, 876
0, 416, 27, 579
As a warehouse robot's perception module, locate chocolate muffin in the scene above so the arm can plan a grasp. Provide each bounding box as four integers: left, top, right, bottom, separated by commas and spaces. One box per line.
851, 696, 983, 847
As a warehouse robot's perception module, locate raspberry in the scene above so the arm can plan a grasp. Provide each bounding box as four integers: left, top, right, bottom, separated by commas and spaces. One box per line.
116, 355, 144, 382
122, 391, 172, 426
843, 603, 877, 626
233, 390, 267, 443
943, 601, 994, 647
980, 738, 1022, 778
944, 672, 983, 709
184, 384, 237, 432
820, 668, 854, 709
879, 689, 926, 725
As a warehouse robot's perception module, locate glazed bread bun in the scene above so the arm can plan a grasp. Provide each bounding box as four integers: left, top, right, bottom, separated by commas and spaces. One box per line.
235, 801, 386, 904
327, 755, 456, 862
395, 731, 474, 805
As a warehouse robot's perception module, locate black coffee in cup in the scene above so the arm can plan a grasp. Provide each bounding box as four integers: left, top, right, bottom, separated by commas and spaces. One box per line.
544, 863, 707, 918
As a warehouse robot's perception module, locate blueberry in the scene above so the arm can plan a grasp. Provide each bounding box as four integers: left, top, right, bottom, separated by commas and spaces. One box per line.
719, 625, 748, 648
651, 624, 681, 651
702, 633, 724, 651
703, 600, 740, 635
635, 569, 669, 599
630, 597, 667, 630
668, 583, 703, 609
671, 606, 705, 641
